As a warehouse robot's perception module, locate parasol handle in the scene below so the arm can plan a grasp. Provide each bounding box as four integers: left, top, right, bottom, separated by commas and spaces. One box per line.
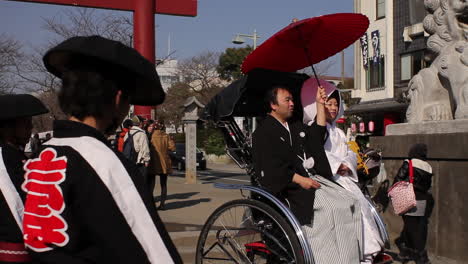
310, 65, 321, 87
294, 24, 322, 88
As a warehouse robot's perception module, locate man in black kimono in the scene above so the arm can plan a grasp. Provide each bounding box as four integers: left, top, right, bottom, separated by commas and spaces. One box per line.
22, 36, 182, 263
252, 85, 332, 225
0, 94, 48, 263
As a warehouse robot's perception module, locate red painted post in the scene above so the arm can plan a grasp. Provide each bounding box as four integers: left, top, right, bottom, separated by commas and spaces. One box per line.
133, 0, 155, 119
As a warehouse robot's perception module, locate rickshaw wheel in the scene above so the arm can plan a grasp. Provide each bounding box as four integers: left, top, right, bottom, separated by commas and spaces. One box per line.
196, 199, 304, 264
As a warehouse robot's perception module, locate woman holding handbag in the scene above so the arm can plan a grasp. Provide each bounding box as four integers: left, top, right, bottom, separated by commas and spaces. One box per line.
393, 143, 434, 264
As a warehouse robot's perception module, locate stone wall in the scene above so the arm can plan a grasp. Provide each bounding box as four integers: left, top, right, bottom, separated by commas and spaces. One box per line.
370, 133, 468, 263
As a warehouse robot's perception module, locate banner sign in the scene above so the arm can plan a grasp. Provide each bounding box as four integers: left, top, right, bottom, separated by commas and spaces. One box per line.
371, 30, 380, 63
359, 33, 369, 69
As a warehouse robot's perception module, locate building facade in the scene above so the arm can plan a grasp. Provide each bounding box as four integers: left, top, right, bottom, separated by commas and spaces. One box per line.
156, 59, 181, 92
348, 0, 429, 136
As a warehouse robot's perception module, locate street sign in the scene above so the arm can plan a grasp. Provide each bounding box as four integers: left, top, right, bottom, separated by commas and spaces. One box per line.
8, 0, 197, 16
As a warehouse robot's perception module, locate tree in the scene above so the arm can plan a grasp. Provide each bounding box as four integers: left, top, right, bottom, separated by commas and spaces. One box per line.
156, 82, 192, 132
9, 8, 136, 132
217, 46, 253, 81
32, 89, 67, 132
0, 34, 22, 94
296, 59, 336, 78
157, 51, 228, 131
177, 51, 226, 105
10, 8, 134, 93
42, 8, 133, 46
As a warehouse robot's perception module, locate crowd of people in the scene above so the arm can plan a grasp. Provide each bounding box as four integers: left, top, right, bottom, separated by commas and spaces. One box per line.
113, 115, 176, 209
0, 34, 434, 264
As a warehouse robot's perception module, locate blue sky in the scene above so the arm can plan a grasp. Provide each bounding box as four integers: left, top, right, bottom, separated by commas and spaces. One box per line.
0, 0, 355, 76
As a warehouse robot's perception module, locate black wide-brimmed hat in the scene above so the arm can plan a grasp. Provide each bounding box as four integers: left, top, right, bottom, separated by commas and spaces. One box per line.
43, 35, 165, 106
0, 94, 48, 120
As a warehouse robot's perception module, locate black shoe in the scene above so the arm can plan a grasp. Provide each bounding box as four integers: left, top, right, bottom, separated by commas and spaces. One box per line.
415, 250, 431, 264
157, 204, 165, 210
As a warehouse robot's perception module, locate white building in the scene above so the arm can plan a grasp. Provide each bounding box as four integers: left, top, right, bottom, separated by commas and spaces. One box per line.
156, 59, 180, 92
353, 0, 394, 103
347, 0, 428, 136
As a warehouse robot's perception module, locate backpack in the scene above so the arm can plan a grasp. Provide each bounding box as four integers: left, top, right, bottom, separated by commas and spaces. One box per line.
122, 131, 142, 163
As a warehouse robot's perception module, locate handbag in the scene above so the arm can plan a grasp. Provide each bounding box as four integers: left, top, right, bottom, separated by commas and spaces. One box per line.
387, 160, 417, 215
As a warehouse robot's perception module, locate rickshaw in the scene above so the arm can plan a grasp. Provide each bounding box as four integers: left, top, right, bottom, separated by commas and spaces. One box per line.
194, 13, 390, 264
195, 68, 390, 264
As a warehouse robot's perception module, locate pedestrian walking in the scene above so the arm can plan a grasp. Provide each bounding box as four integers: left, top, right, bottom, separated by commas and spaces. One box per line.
124, 115, 151, 177
0, 94, 48, 264
394, 143, 434, 264
148, 121, 175, 210
116, 119, 132, 152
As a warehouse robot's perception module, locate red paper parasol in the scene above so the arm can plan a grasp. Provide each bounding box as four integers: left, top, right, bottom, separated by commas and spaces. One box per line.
241, 13, 369, 74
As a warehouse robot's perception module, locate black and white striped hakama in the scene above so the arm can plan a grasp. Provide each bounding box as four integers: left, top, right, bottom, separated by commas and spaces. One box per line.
302, 176, 363, 264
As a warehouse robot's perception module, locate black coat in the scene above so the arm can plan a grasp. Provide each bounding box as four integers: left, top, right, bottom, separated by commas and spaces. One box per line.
23, 121, 181, 264
252, 115, 331, 225
303, 123, 333, 180
394, 159, 433, 197
0, 144, 26, 243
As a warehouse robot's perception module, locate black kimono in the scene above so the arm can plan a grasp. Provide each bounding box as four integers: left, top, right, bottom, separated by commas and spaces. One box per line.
0, 144, 31, 264
22, 120, 181, 264
252, 115, 332, 225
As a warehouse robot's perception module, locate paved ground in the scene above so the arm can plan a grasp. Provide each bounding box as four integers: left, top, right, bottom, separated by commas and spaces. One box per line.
154, 162, 248, 263
155, 162, 454, 264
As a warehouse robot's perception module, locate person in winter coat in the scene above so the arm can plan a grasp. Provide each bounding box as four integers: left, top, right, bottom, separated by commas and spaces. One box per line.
0, 94, 48, 264
148, 121, 175, 210
394, 143, 433, 264
116, 119, 133, 152
124, 115, 151, 177
22, 35, 182, 263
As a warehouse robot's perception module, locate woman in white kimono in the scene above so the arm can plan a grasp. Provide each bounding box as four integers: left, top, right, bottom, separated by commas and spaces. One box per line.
302, 79, 385, 264
300, 78, 363, 264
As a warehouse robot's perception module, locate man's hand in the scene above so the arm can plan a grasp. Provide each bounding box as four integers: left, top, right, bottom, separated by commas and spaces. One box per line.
337, 163, 351, 176
293, 173, 321, 189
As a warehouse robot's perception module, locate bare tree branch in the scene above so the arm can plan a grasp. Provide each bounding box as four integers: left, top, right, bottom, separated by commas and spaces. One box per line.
42, 8, 133, 46
157, 52, 227, 129
0, 34, 22, 94
297, 58, 337, 78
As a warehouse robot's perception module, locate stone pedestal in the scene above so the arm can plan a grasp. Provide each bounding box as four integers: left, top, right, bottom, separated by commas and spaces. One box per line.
370, 120, 468, 263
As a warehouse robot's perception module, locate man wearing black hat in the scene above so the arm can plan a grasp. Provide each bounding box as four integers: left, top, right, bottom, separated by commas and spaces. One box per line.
0, 94, 48, 263
22, 36, 181, 264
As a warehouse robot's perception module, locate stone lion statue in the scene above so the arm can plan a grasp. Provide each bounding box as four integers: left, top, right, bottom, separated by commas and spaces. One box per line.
406, 0, 468, 122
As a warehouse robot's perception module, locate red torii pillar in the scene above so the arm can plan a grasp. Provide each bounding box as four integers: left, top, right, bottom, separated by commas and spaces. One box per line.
10, 0, 198, 119
133, 0, 155, 120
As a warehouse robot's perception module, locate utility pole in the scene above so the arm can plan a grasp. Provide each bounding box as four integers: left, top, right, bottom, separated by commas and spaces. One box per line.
341, 50, 345, 84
